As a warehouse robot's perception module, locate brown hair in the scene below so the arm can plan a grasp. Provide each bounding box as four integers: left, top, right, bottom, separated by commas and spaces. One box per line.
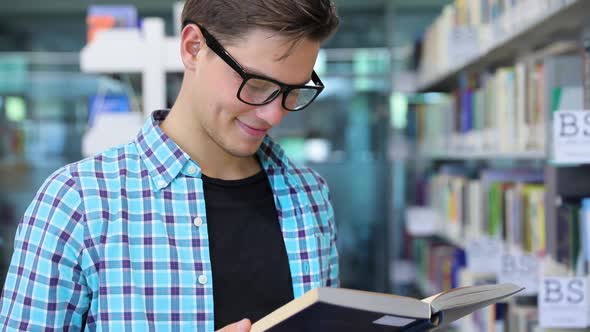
181, 0, 339, 45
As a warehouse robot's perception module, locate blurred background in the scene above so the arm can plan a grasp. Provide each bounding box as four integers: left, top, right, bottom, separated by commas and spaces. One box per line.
2, 1, 590, 331
0, 0, 447, 293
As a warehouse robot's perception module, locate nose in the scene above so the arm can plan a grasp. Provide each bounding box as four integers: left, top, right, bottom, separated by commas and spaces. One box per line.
255, 96, 288, 127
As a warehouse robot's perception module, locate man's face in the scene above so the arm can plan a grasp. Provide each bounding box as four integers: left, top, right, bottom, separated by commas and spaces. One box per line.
192, 29, 321, 158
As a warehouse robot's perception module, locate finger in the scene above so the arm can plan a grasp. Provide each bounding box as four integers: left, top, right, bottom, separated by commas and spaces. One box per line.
216, 318, 252, 332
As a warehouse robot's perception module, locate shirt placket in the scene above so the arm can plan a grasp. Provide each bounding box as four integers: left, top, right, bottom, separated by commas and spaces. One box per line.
168, 175, 215, 331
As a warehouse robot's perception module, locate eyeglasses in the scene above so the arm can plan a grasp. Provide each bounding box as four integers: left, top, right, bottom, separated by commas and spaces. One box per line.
183, 20, 324, 112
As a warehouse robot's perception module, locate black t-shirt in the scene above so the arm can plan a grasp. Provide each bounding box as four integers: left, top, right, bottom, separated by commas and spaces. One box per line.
202, 170, 294, 330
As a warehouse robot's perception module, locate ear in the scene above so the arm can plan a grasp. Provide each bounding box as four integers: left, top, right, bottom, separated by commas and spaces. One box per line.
180, 22, 206, 71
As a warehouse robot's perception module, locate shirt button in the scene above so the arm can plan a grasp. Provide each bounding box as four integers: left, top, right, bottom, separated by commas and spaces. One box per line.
157, 180, 166, 187
187, 166, 197, 175
198, 275, 208, 285
193, 217, 203, 227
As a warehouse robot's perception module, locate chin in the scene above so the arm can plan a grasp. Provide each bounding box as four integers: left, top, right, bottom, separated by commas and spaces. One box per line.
217, 136, 263, 158
202, 119, 263, 158
228, 128, 267, 157
226, 142, 262, 158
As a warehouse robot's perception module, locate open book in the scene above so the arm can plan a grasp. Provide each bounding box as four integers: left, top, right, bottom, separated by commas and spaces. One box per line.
251, 283, 523, 332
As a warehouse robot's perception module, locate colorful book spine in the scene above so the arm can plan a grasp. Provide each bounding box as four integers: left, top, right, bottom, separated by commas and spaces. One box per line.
582, 24, 590, 108
556, 202, 581, 271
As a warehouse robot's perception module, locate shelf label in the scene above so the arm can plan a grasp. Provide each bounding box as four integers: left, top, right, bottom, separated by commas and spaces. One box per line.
466, 237, 503, 274
553, 110, 590, 164
539, 277, 589, 328
405, 207, 441, 236
497, 253, 539, 296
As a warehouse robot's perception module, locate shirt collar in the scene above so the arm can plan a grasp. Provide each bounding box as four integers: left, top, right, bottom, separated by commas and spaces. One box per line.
257, 135, 300, 189
135, 110, 293, 191
257, 134, 289, 174
135, 110, 191, 191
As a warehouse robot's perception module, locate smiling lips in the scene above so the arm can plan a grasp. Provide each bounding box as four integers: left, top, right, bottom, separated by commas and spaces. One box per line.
236, 119, 270, 138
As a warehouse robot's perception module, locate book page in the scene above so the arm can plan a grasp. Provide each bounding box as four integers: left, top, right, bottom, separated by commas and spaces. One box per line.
422, 283, 523, 325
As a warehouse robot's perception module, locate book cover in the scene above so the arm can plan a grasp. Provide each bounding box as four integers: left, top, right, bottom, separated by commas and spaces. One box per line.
522, 184, 546, 255
556, 202, 580, 270
467, 180, 483, 239
480, 169, 543, 242
488, 182, 504, 238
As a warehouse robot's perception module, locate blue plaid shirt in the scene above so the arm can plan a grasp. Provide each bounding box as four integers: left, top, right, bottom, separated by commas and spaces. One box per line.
0, 110, 339, 331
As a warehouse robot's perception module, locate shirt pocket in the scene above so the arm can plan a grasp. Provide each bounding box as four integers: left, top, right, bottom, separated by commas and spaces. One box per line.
301, 201, 332, 286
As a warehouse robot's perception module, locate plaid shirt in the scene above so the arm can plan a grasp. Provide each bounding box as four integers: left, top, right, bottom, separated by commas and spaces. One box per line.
0, 110, 339, 331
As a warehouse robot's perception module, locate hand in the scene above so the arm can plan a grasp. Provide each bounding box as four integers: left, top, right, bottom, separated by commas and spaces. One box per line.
216, 318, 251, 332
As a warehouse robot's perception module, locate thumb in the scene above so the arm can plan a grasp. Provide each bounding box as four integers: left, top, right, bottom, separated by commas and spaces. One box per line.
216, 318, 252, 332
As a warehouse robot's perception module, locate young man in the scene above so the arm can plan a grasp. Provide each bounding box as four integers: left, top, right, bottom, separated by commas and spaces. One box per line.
0, 0, 339, 331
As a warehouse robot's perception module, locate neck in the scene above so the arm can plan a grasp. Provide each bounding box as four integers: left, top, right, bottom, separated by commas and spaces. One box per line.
161, 85, 261, 180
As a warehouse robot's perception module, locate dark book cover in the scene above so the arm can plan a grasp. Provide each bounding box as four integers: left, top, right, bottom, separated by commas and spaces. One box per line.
261, 302, 436, 332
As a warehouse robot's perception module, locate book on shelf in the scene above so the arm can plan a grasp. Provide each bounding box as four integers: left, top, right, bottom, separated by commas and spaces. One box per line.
411, 237, 524, 331
409, 167, 590, 331
412, 239, 464, 294
583, 23, 590, 109
413, 41, 586, 158
507, 305, 539, 332
417, 0, 583, 84
250, 284, 523, 332
522, 184, 546, 255
86, 5, 138, 42
556, 201, 581, 272
422, 167, 546, 250
581, 199, 590, 274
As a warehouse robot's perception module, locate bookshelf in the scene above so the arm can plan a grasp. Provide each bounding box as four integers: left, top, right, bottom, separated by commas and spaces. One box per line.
416, 0, 590, 92
404, 0, 590, 330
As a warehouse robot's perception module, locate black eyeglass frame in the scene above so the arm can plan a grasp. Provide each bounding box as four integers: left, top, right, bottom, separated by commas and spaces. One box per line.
183, 20, 325, 112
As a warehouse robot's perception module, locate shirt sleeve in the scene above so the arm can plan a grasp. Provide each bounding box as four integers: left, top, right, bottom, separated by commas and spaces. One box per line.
316, 175, 340, 288
0, 168, 90, 331
325, 194, 340, 288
